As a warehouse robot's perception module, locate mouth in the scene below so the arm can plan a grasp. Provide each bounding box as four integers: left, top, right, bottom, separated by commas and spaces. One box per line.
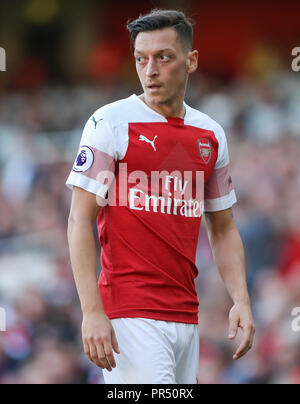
146, 84, 162, 93
147, 83, 162, 89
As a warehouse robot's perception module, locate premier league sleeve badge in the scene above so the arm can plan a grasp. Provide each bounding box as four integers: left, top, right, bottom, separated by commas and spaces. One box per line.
73, 146, 94, 173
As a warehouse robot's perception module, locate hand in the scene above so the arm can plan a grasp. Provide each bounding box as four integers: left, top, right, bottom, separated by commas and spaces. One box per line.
82, 311, 120, 371
228, 303, 255, 360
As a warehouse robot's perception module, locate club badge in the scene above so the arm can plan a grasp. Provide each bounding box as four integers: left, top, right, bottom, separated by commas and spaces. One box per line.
198, 139, 212, 164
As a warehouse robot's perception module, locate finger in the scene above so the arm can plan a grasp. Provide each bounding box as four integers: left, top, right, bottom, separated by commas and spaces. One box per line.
233, 327, 252, 360
104, 340, 116, 369
234, 339, 250, 360
228, 316, 239, 340
111, 328, 120, 354
233, 344, 251, 360
96, 342, 112, 372
89, 341, 103, 368
234, 326, 255, 360
83, 341, 91, 361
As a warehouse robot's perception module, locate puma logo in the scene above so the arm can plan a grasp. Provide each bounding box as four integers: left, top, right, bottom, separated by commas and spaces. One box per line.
92, 116, 103, 129
139, 135, 158, 151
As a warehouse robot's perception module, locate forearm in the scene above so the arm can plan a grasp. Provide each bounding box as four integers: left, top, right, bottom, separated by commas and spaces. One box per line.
67, 218, 104, 314
208, 225, 250, 305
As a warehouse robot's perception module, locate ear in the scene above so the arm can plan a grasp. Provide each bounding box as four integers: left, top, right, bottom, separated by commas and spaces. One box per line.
187, 50, 199, 74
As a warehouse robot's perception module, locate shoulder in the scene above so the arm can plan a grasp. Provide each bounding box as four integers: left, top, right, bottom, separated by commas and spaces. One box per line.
81, 95, 138, 159
185, 105, 226, 143
88, 95, 138, 129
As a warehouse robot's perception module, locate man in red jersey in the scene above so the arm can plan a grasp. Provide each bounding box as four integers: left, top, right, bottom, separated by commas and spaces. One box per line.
67, 9, 255, 384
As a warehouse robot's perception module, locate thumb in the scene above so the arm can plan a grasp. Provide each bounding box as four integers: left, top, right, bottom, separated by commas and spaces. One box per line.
228, 317, 239, 340
111, 328, 120, 354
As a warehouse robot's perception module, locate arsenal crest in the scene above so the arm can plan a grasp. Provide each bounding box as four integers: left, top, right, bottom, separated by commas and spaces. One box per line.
198, 139, 212, 164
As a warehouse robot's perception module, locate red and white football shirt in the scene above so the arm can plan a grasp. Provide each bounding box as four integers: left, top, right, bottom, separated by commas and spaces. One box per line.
66, 94, 236, 324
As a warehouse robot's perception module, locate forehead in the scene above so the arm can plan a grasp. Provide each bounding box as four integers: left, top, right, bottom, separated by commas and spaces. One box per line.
134, 27, 182, 54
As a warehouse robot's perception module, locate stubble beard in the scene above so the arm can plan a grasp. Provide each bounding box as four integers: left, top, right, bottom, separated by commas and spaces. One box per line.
144, 85, 184, 107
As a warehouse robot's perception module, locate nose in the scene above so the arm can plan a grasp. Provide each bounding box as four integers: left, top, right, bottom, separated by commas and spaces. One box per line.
146, 58, 159, 78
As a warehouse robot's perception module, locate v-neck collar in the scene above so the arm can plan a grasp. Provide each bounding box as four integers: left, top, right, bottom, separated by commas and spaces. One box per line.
132, 94, 191, 125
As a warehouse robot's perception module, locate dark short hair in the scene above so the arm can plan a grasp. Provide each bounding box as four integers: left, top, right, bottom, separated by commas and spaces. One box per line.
127, 9, 194, 51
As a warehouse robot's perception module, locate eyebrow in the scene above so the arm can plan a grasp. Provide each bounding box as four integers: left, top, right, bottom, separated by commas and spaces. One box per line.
134, 48, 175, 55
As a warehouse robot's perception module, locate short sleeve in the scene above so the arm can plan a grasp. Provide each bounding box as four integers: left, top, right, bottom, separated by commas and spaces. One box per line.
66, 112, 118, 198
204, 125, 237, 212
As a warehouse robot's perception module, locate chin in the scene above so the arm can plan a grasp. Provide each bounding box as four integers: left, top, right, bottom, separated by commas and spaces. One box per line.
145, 93, 168, 106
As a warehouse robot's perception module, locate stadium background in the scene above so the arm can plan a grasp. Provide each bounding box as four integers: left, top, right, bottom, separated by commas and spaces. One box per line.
0, 0, 300, 384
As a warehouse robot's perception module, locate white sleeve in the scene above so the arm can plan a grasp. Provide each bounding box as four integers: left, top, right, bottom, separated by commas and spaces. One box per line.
66, 111, 118, 198
204, 124, 237, 212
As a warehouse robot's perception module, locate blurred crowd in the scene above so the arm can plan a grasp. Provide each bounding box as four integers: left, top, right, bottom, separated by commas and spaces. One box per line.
0, 70, 300, 384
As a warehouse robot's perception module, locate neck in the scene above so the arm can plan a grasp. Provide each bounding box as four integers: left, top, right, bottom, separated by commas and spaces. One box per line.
139, 94, 186, 119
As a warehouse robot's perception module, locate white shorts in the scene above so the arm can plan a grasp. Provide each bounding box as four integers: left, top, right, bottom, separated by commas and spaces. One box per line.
103, 317, 199, 384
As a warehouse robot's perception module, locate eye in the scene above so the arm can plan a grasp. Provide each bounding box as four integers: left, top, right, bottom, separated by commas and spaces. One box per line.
136, 56, 146, 64
160, 55, 171, 62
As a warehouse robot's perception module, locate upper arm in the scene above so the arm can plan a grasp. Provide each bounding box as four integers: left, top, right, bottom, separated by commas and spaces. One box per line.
68, 186, 102, 226
205, 208, 236, 238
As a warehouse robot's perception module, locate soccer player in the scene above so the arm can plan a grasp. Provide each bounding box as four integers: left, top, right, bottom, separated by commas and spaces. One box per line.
66, 9, 255, 384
